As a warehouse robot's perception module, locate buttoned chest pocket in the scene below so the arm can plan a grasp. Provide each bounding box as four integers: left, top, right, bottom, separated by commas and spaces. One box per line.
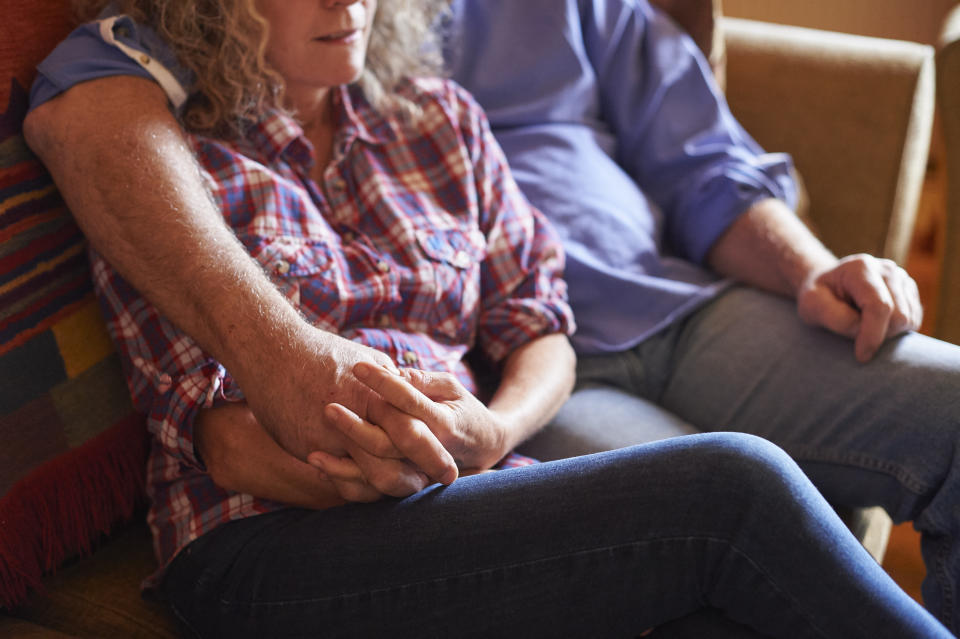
413, 228, 487, 340
245, 236, 345, 330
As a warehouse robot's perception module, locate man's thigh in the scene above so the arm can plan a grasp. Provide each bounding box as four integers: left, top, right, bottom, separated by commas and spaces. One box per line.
526, 286, 960, 516
657, 286, 960, 519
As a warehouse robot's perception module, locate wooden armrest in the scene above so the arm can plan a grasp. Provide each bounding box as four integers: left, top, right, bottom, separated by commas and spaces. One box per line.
722, 17, 935, 266
936, 5, 960, 344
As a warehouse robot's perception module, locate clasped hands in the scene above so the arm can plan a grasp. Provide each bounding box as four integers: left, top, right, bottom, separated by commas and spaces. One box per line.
305, 362, 509, 502
196, 333, 516, 509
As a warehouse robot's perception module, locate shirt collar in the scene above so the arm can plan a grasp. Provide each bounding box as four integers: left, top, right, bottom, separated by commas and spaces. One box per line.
334, 84, 395, 146
239, 85, 396, 171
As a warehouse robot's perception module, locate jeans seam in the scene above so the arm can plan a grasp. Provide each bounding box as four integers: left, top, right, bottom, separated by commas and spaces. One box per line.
214, 535, 829, 637
794, 446, 957, 629
934, 539, 955, 632
788, 446, 933, 496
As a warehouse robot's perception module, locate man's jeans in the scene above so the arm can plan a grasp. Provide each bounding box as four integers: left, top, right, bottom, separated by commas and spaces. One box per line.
161, 434, 949, 638
520, 286, 960, 632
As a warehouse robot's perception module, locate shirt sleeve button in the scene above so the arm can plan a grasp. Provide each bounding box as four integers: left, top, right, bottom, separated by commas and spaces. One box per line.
376, 260, 390, 274
156, 373, 172, 392
403, 351, 419, 365
275, 260, 291, 275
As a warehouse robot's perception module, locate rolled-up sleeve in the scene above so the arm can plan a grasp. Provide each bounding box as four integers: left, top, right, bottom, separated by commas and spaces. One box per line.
450, 85, 576, 363
90, 250, 240, 471
587, 0, 797, 263
145, 363, 229, 472
29, 15, 191, 113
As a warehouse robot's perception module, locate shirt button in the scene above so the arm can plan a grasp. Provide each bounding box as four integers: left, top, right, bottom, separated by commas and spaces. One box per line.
275, 260, 291, 275
403, 351, 419, 365
139, 54, 151, 65
376, 260, 390, 274
453, 250, 470, 268
379, 315, 390, 327
342, 231, 355, 243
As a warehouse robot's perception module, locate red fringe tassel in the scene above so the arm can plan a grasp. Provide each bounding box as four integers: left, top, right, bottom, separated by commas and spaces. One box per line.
0, 413, 148, 610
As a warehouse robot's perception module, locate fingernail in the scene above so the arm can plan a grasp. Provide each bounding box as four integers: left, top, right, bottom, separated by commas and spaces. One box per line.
307, 453, 325, 469
441, 465, 459, 486
323, 404, 337, 419
353, 362, 371, 380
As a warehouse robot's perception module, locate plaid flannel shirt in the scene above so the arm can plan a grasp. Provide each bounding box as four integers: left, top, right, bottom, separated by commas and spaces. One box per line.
90, 78, 574, 581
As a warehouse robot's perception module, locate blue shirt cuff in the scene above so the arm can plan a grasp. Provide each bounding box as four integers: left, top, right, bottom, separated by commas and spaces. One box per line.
673, 152, 798, 264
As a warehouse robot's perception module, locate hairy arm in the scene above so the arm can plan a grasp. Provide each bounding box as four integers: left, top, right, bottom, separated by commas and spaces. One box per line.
24, 77, 456, 487
24, 78, 284, 365
187, 334, 575, 506
707, 198, 922, 362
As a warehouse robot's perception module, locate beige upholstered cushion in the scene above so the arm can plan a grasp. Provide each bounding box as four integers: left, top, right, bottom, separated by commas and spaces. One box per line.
723, 18, 935, 266
937, 5, 960, 345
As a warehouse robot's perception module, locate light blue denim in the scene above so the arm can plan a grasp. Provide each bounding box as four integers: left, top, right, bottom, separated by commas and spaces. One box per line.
519, 285, 960, 633
161, 433, 949, 638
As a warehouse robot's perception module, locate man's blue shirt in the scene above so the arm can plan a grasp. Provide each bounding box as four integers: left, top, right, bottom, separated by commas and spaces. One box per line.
30, 0, 796, 354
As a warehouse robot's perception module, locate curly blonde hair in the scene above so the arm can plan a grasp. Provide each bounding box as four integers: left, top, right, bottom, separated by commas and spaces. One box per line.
75, 0, 449, 137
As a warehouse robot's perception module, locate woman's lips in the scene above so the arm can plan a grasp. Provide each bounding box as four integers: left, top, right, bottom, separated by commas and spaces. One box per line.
315, 29, 361, 43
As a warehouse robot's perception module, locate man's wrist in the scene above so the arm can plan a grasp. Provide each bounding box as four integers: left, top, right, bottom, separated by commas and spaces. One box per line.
203, 287, 316, 385
790, 250, 838, 297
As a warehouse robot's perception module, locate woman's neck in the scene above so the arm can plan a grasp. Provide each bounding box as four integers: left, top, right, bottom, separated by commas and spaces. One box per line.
286, 86, 336, 178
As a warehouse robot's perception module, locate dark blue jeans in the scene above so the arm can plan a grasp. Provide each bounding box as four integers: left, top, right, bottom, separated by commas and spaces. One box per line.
160, 434, 950, 638
523, 286, 960, 632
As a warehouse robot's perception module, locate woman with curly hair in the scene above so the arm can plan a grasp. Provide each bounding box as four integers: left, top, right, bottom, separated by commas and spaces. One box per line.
27, 0, 952, 637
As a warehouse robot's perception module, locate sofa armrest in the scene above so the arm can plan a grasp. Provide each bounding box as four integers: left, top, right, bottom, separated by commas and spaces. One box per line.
721, 17, 935, 267
936, 4, 960, 345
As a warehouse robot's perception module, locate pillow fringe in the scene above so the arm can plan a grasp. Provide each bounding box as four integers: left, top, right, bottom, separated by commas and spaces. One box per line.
0, 413, 147, 609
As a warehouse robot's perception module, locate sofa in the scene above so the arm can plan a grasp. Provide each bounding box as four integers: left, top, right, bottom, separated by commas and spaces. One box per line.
937, 4, 960, 346
0, 1, 936, 636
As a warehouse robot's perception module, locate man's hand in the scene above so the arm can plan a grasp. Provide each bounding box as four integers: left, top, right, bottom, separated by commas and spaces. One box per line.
707, 199, 922, 363
195, 398, 430, 504
241, 330, 459, 494
194, 402, 373, 508
797, 254, 922, 363
315, 363, 509, 476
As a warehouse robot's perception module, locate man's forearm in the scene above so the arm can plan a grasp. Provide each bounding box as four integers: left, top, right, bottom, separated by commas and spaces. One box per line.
24, 77, 307, 380
705, 197, 836, 297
